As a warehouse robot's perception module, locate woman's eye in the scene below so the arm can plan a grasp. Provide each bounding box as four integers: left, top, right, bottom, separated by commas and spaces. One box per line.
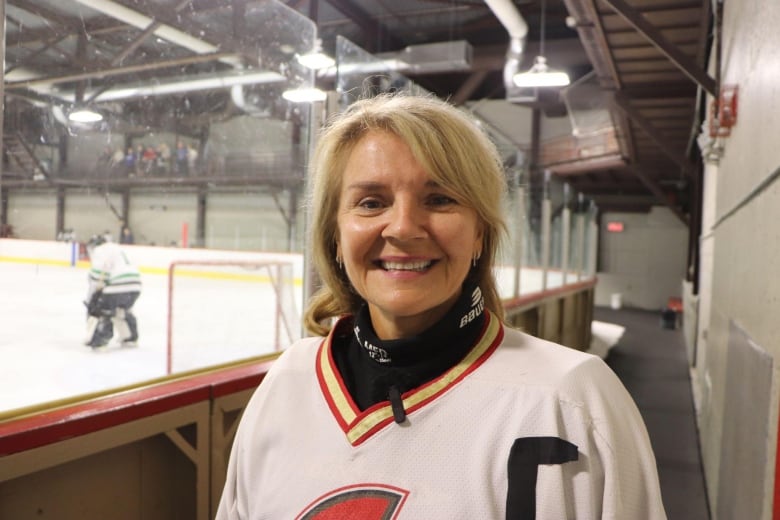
357, 197, 384, 210
428, 194, 457, 207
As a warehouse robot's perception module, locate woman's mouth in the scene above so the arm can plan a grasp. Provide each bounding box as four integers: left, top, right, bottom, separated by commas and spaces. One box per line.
377, 260, 435, 272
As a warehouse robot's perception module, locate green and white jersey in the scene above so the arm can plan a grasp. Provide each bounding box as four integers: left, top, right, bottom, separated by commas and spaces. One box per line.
88, 242, 141, 296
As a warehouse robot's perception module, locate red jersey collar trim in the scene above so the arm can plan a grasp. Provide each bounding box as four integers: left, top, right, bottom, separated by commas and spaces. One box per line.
316, 311, 504, 446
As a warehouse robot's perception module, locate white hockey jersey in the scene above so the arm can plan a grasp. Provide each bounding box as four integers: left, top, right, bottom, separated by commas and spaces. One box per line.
87, 242, 141, 298
217, 311, 667, 519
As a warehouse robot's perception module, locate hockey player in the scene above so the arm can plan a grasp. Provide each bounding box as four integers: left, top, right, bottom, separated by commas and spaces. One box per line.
84, 233, 141, 348
216, 95, 667, 519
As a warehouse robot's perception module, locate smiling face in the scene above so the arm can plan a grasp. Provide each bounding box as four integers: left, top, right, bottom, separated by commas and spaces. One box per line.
337, 130, 483, 340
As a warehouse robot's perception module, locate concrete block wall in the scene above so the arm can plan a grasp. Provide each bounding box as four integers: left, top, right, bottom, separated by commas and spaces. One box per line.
594, 207, 688, 310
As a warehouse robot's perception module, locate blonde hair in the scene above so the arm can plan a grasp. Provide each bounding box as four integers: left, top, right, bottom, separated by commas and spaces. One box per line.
304, 94, 508, 336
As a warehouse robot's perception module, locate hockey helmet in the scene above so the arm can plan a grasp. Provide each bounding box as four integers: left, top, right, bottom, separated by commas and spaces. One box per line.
87, 234, 107, 249
86, 232, 110, 256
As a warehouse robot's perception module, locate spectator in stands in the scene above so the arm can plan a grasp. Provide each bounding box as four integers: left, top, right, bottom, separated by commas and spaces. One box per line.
156, 142, 171, 174
119, 225, 134, 245
123, 146, 136, 176
110, 147, 125, 171
174, 140, 189, 176
141, 144, 157, 176
187, 143, 198, 174
134, 144, 144, 176
216, 94, 667, 519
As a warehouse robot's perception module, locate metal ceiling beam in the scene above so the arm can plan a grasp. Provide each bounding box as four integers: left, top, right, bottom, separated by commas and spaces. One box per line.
11, 0, 250, 78
72, 0, 238, 61
548, 153, 626, 176
612, 91, 694, 178
9, 0, 81, 33
599, 0, 716, 97
626, 164, 688, 225
563, 0, 638, 185
450, 70, 489, 105
325, 0, 404, 51
109, 0, 194, 67
6, 16, 122, 47
5, 34, 69, 75
563, 0, 621, 90
5, 52, 239, 90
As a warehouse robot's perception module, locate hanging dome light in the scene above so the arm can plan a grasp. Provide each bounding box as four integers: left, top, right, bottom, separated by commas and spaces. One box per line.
282, 87, 327, 103
513, 56, 570, 88
68, 108, 104, 123
511, 0, 570, 89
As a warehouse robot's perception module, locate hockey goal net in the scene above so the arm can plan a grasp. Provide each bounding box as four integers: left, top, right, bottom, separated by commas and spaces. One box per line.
166, 259, 301, 373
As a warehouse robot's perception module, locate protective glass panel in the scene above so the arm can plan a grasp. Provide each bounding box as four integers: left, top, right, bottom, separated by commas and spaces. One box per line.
1, 0, 313, 412
335, 35, 431, 109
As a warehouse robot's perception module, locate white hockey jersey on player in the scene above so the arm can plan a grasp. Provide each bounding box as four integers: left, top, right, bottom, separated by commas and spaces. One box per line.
87, 242, 141, 299
217, 311, 666, 519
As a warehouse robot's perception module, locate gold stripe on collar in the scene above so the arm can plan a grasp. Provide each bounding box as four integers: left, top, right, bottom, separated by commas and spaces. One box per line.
318, 311, 503, 446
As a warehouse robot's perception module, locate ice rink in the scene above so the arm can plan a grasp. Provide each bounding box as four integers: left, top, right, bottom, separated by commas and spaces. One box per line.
0, 256, 621, 416
0, 259, 300, 414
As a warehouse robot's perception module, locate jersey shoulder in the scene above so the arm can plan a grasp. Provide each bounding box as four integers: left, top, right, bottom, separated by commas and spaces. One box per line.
265, 335, 323, 374
486, 324, 619, 395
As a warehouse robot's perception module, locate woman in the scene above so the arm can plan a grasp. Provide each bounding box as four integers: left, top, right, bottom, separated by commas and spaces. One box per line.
217, 94, 666, 519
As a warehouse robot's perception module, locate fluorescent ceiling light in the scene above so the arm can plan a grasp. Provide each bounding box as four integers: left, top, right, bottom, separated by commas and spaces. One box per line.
297, 52, 335, 70
313, 58, 409, 79
513, 56, 570, 88
78, 71, 286, 102
297, 40, 335, 70
282, 87, 327, 103
68, 108, 103, 123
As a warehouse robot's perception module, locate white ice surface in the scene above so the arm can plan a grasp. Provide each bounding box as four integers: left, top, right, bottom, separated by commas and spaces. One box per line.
0, 262, 286, 414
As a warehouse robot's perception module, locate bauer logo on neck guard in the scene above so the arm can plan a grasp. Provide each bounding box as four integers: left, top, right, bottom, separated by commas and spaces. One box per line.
460, 286, 484, 328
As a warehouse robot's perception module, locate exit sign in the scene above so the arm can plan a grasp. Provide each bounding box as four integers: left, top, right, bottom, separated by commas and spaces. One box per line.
606, 221, 625, 232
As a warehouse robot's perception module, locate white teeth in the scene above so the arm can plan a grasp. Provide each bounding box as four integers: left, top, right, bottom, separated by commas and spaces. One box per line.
381, 260, 432, 272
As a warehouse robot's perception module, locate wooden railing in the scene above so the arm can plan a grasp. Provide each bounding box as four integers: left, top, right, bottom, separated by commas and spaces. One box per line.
504, 278, 596, 351
0, 359, 276, 520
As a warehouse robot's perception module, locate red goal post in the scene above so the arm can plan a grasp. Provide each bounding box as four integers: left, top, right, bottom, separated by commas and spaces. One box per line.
166, 259, 300, 374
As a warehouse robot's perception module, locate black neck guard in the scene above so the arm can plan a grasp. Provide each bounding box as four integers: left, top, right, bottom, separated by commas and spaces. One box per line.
332, 283, 487, 416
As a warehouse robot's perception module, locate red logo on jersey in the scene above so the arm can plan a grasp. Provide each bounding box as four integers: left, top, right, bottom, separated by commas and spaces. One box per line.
295, 484, 409, 520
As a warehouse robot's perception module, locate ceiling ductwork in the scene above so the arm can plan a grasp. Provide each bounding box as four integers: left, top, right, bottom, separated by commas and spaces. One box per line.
484, 0, 529, 100
392, 41, 473, 74
318, 40, 473, 79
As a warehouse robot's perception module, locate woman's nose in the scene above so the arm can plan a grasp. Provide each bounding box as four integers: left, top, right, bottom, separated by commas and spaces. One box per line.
382, 201, 426, 240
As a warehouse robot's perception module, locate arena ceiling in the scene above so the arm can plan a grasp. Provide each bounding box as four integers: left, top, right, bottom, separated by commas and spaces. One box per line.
3, 0, 715, 221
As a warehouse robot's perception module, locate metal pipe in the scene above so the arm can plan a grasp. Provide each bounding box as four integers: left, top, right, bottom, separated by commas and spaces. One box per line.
484, 0, 528, 39
484, 0, 529, 92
